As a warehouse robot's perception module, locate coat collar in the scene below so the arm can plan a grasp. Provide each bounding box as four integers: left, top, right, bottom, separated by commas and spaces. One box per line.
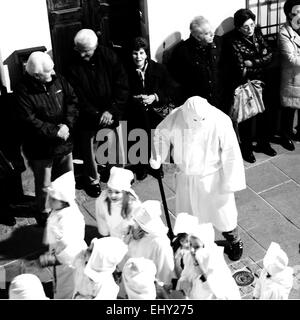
282, 22, 300, 47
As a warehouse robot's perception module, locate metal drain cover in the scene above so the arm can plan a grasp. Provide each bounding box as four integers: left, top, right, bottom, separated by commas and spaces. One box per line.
233, 270, 254, 286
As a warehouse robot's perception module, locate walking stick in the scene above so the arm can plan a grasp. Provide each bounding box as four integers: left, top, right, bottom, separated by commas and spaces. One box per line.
156, 166, 174, 241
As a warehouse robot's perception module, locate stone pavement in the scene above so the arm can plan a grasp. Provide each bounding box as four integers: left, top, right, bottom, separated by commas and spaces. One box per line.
1, 140, 300, 299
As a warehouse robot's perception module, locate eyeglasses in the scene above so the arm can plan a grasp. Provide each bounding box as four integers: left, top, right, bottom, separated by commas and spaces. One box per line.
240, 23, 255, 31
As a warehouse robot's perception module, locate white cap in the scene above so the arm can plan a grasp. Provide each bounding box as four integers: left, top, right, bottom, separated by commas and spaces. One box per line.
189, 223, 215, 247
84, 237, 128, 282
107, 166, 134, 192
263, 242, 289, 276
9, 274, 49, 300
132, 200, 168, 236
173, 212, 199, 235
122, 257, 157, 299
47, 171, 76, 204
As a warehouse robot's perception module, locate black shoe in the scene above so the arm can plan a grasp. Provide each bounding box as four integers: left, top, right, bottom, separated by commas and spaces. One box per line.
84, 182, 101, 198
225, 240, 244, 261
241, 149, 256, 163
0, 214, 16, 226
136, 170, 148, 181
35, 215, 48, 228
254, 143, 277, 157
281, 137, 295, 151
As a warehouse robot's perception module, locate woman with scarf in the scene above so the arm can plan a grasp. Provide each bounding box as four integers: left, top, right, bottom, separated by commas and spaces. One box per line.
95, 166, 141, 242
224, 8, 277, 163
72, 237, 128, 299
125, 37, 175, 180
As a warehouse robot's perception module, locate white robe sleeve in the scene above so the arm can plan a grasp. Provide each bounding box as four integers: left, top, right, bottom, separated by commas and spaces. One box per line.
95, 191, 110, 237
219, 116, 246, 193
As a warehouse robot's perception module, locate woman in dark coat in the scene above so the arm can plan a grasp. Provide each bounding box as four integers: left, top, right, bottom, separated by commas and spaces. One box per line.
126, 37, 175, 180
224, 9, 277, 163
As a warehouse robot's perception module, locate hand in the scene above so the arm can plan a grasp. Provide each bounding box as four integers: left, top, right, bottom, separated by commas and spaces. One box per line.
150, 155, 162, 170
244, 60, 253, 67
100, 111, 114, 126
141, 94, 156, 106
57, 124, 69, 141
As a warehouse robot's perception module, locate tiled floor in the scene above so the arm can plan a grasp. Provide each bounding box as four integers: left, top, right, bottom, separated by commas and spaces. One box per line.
1, 141, 300, 299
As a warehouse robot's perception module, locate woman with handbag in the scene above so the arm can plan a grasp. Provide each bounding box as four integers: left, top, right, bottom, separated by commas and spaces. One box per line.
125, 37, 176, 180
278, 0, 300, 151
224, 8, 277, 163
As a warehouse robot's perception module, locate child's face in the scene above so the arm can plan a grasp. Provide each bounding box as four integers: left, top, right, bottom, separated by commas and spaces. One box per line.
189, 236, 204, 263
179, 235, 190, 250
48, 196, 65, 210
107, 187, 123, 202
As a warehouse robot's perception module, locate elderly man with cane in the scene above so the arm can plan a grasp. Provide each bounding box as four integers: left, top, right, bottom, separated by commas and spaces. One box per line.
150, 96, 246, 261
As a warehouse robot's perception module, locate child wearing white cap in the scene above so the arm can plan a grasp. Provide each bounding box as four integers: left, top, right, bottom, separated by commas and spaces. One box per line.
175, 215, 240, 299
39, 171, 87, 299
9, 274, 49, 300
95, 166, 141, 242
72, 237, 128, 299
123, 200, 174, 286
253, 242, 293, 299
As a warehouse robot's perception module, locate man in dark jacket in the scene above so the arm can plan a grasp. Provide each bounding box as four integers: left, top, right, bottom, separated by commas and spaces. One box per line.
168, 16, 225, 111
68, 29, 129, 197
15, 51, 78, 227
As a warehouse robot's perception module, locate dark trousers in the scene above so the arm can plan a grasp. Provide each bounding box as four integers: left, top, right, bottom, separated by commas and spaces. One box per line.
280, 107, 300, 138
29, 153, 73, 216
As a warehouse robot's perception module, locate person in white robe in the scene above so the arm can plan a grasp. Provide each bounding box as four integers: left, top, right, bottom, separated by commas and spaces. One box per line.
122, 200, 174, 286
72, 237, 128, 299
122, 257, 157, 299
95, 166, 141, 242
9, 274, 49, 300
176, 220, 241, 300
253, 242, 294, 300
39, 171, 87, 299
150, 96, 246, 261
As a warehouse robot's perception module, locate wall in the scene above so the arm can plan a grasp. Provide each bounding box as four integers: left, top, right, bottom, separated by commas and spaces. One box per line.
146, 0, 247, 63
0, 0, 52, 91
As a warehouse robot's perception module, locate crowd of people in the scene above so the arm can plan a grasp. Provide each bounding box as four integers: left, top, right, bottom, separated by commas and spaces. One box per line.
1, 1, 299, 300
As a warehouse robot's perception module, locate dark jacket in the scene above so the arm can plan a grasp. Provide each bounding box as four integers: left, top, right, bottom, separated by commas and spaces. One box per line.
168, 35, 225, 110
15, 73, 78, 160
223, 28, 273, 89
68, 45, 129, 130
126, 59, 175, 130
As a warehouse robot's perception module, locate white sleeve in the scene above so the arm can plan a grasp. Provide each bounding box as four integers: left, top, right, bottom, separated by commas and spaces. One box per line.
95, 192, 110, 236
279, 31, 300, 66
220, 116, 246, 193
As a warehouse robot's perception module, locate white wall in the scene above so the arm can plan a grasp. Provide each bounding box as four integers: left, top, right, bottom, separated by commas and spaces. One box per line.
147, 0, 246, 62
0, 0, 52, 91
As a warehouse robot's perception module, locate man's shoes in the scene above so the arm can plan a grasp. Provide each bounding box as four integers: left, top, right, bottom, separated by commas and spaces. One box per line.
84, 182, 101, 198
0, 214, 16, 226
254, 143, 277, 157
136, 170, 148, 181
225, 240, 244, 261
281, 137, 295, 151
35, 215, 48, 228
241, 149, 256, 163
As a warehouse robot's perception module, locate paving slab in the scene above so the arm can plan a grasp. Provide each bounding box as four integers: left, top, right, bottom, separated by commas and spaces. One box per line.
245, 161, 290, 193
260, 181, 300, 229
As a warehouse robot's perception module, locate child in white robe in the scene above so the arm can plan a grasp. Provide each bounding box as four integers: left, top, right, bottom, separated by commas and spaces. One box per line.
9, 274, 49, 300
72, 237, 128, 299
176, 221, 241, 299
39, 171, 87, 299
95, 166, 141, 242
253, 242, 293, 300
122, 257, 157, 299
